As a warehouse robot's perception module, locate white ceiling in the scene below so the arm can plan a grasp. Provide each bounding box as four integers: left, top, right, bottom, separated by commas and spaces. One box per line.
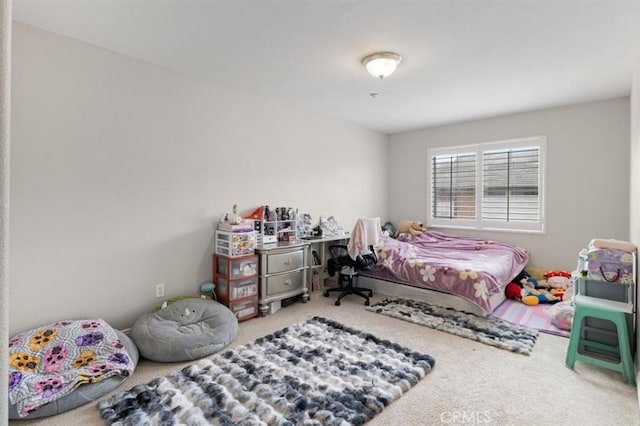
12, 0, 640, 134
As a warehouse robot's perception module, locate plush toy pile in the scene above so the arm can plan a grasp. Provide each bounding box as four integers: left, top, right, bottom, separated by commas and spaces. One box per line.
505, 270, 572, 306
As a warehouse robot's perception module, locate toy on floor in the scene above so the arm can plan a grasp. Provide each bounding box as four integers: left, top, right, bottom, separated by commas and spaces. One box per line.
547, 275, 571, 301
544, 270, 572, 279
505, 275, 561, 306
200, 282, 217, 301
551, 301, 574, 330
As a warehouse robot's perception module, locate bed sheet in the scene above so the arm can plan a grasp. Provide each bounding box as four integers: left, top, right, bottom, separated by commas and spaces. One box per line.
368, 231, 529, 314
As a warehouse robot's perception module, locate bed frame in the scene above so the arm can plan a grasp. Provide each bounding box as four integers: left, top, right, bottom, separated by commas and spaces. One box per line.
358, 274, 505, 317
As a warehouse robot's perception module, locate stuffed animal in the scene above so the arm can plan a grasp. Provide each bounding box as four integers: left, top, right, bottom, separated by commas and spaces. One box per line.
505, 282, 525, 300
520, 277, 560, 305
544, 270, 571, 279
547, 275, 570, 289
505, 277, 561, 306
547, 275, 571, 301
396, 220, 427, 236
550, 287, 565, 301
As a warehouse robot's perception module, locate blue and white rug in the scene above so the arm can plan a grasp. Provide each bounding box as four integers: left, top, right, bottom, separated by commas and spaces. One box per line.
98, 316, 435, 425
367, 298, 538, 355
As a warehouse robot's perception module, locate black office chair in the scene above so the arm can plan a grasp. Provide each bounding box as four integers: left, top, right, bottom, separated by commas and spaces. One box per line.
324, 244, 376, 306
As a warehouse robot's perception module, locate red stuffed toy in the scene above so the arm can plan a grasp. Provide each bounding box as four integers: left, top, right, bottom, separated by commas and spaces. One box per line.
505, 282, 523, 300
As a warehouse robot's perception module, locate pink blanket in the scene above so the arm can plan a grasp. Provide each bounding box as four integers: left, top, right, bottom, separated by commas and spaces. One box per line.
589, 238, 637, 253
368, 231, 529, 314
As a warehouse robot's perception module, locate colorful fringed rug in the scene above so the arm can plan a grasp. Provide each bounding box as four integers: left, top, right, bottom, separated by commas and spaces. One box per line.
367, 298, 538, 355
98, 316, 435, 425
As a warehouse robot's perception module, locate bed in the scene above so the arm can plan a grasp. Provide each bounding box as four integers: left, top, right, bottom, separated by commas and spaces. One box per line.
358, 230, 529, 316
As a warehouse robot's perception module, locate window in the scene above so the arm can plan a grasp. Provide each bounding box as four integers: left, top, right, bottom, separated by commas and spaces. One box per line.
428, 136, 546, 233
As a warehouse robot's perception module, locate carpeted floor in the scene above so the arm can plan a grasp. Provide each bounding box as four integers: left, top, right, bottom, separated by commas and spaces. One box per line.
10, 292, 640, 426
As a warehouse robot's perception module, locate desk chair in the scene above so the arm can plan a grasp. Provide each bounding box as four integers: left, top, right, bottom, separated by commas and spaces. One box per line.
324, 244, 375, 306
324, 217, 381, 306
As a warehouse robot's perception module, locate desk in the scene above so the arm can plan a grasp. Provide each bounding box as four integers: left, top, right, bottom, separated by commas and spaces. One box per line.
303, 235, 350, 291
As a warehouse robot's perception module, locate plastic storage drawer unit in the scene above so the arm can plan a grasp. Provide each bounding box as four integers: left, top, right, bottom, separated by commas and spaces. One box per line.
229, 297, 259, 321
215, 255, 258, 279
215, 231, 256, 257
216, 276, 258, 300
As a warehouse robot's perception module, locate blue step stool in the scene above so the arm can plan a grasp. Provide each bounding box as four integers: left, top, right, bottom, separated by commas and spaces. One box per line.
565, 295, 635, 385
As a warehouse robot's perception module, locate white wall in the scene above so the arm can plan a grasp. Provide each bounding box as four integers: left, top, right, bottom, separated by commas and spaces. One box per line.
1, 0, 11, 420
630, 51, 640, 385
9, 23, 388, 335
632, 59, 640, 284
388, 98, 630, 270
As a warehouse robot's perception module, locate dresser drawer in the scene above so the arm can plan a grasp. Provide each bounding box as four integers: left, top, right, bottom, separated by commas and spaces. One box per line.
266, 270, 304, 296
267, 250, 304, 274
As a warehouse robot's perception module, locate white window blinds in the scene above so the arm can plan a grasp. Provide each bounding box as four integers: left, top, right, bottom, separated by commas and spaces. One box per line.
482, 147, 540, 223
428, 136, 545, 233
431, 152, 476, 220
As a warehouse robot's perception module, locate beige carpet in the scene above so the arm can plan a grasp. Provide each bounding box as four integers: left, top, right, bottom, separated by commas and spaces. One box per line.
10, 293, 640, 425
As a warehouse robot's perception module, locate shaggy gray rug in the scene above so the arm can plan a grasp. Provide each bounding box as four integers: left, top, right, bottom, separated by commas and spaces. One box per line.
98, 316, 435, 425
367, 298, 538, 355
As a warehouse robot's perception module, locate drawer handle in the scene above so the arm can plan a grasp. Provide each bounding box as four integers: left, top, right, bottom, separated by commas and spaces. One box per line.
284, 279, 292, 285
284, 259, 293, 265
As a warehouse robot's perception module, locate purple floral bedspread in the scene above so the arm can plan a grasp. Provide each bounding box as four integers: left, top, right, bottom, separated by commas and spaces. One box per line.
368, 231, 529, 314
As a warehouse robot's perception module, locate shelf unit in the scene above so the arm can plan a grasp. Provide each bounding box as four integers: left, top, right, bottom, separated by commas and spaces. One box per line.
259, 219, 298, 244
305, 235, 350, 291
257, 206, 299, 244
573, 251, 636, 359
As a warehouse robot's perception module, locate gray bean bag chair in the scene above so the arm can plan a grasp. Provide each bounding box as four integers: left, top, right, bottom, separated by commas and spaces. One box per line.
9, 328, 138, 419
130, 297, 238, 362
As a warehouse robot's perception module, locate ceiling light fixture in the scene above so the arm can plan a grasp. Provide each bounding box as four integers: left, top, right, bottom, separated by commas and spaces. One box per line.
361, 51, 402, 79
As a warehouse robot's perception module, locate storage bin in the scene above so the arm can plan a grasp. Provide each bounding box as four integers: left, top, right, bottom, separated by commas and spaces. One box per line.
215, 255, 258, 279
215, 231, 256, 257
229, 297, 258, 321
586, 249, 635, 284
576, 278, 633, 305
215, 276, 258, 300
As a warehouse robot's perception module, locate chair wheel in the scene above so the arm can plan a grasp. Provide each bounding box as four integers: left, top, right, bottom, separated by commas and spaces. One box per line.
335, 300, 341, 306
364, 300, 370, 306
323, 291, 329, 297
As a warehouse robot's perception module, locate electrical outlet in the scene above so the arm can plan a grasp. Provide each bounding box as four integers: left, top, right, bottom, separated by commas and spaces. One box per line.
155, 283, 165, 298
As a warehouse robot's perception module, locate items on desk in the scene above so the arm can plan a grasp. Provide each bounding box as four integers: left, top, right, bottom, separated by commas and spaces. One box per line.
319, 215, 345, 237
297, 213, 314, 237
